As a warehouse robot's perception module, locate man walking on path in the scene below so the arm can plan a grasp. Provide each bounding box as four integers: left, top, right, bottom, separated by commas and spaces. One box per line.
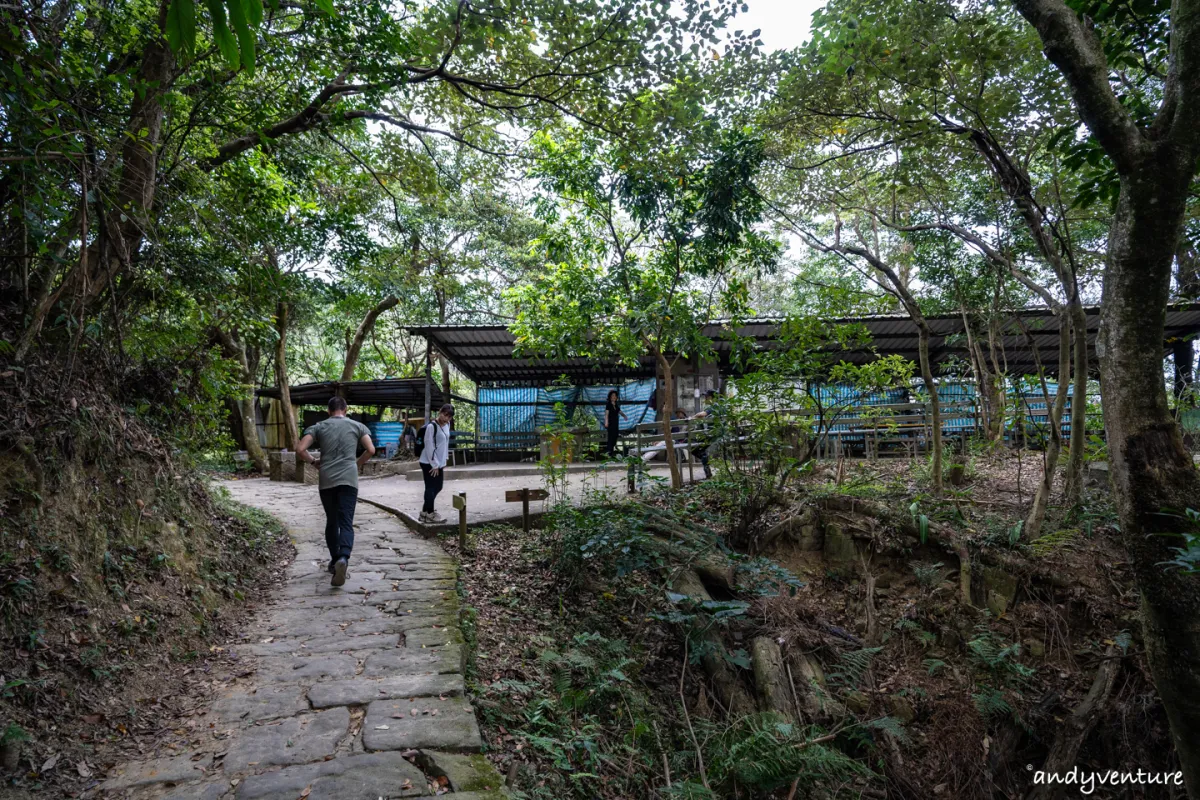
296, 396, 375, 586
418, 403, 454, 524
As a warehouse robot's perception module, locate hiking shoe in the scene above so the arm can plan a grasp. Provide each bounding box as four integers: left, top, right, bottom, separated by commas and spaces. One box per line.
426, 513, 448, 525
331, 558, 348, 588
327, 560, 336, 575
417, 511, 431, 523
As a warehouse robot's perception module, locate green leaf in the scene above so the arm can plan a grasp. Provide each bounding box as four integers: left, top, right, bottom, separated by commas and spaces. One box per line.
226, 0, 256, 73
206, 0, 240, 68
244, 0, 263, 27
165, 0, 197, 56
312, 0, 335, 15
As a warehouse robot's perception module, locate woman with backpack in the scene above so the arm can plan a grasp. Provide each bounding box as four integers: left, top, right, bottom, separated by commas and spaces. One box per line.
417, 403, 454, 524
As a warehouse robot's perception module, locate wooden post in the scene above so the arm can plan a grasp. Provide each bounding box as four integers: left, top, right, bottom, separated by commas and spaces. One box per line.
628, 423, 640, 493
505, 488, 548, 532
453, 492, 468, 552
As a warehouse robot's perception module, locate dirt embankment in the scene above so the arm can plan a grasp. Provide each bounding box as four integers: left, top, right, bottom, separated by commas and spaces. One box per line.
0, 378, 291, 797
449, 454, 1179, 799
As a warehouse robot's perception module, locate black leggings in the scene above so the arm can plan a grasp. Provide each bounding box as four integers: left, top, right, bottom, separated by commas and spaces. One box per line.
606, 423, 620, 456
420, 462, 444, 513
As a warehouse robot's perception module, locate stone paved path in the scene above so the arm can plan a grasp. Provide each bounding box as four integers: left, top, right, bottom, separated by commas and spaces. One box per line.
98, 480, 505, 800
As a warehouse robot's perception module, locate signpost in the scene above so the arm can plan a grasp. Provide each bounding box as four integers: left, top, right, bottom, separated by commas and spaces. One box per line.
505, 487, 549, 532
452, 492, 468, 552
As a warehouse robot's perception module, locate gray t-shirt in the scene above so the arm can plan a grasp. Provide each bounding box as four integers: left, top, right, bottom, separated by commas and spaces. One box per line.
304, 416, 371, 490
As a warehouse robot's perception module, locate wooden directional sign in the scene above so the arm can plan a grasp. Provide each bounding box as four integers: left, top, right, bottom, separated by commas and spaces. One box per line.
505, 487, 548, 532
452, 493, 467, 510
505, 488, 549, 502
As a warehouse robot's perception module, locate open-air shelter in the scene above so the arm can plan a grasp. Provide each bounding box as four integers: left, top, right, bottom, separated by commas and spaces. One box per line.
407, 303, 1200, 458
253, 378, 451, 450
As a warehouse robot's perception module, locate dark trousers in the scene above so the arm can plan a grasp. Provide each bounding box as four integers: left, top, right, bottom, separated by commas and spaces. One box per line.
606, 424, 620, 456
420, 462, 444, 513
319, 485, 357, 563
696, 445, 712, 478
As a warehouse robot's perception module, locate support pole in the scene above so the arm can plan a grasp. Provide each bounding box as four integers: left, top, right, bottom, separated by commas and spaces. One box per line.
424, 344, 433, 425
686, 422, 695, 484
522, 488, 530, 533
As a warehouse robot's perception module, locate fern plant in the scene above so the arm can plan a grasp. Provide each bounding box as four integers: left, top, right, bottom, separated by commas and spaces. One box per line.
666, 713, 871, 798
967, 627, 1035, 686
972, 686, 1014, 721
827, 646, 883, 689
910, 560, 945, 588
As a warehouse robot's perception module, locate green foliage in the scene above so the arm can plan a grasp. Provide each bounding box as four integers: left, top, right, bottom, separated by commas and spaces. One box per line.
477, 629, 668, 798
508, 127, 778, 491
909, 502, 931, 545
911, 561, 945, 588
1159, 509, 1200, 573
967, 628, 1035, 686
667, 713, 871, 798
1029, 527, 1080, 557
1, 722, 30, 744
923, 658, 948, 676
828, 646, 883, 689
972, 686, 1015, 721
891, 618, 937, 647
549, 505, 671, 584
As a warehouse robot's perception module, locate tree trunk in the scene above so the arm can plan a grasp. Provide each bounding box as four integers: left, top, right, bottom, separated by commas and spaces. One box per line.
340, 294, 399, 384
1025, 323, 1071, 539
1026, 652, 1120, 800
440, 355, 452, 402
986, 314, 1007, 442
960, 308, 992, 436
274, 300, 298, 450
15, 12, 174, 361
916, 324, 944, 494
213, 327, 268, 473
1100, 179, 1200, 796
1062, 301, 1088, 509
997, 1, 1200, 777
655, 351, 683, 490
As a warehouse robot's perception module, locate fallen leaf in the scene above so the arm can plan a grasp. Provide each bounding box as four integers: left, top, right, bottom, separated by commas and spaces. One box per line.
76, 762, 93, 778
374, 725, 390, 730
41, 753, 61, 773
300, 786, 312, 798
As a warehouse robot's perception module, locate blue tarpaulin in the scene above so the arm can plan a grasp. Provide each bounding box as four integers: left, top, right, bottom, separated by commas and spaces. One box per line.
478, 378, 658, 436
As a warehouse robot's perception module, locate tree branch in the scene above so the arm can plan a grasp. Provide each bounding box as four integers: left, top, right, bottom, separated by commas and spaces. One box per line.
1009, 0, 1145, 173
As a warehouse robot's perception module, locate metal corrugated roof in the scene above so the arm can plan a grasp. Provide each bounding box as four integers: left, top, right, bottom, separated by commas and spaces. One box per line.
409, 302, 1200, 385
256, 379, 447, 408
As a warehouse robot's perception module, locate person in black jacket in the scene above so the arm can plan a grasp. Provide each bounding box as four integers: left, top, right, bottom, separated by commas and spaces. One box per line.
691, 390, 718, 479
603, 390, 627, 456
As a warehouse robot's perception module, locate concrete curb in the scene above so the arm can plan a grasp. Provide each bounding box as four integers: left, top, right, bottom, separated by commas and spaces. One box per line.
401, 460, 631, 482
358, 495, 547, 538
